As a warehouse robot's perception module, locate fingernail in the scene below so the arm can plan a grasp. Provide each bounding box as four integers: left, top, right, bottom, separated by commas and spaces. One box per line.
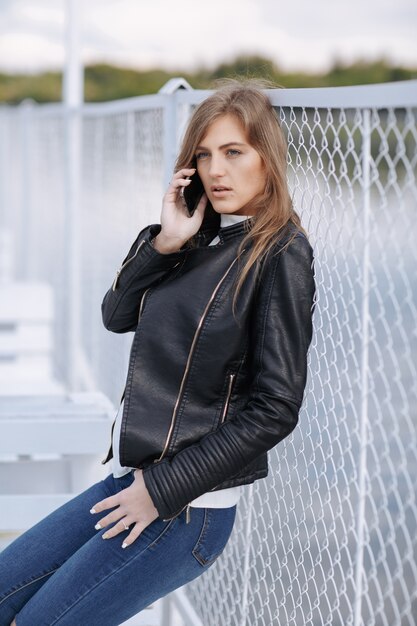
102, 533, 108, 539
90, 508, 96, 514
95, 523, 102, 530
122, 542, 128, 549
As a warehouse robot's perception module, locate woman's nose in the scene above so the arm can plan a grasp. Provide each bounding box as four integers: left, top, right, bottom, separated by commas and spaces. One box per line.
209, 156, 225, 178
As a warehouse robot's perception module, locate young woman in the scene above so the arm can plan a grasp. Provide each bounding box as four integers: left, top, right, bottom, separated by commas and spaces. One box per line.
0, 80, 316, 625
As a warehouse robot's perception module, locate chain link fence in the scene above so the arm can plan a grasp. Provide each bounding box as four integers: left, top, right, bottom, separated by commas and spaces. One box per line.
0, 80, 416, 625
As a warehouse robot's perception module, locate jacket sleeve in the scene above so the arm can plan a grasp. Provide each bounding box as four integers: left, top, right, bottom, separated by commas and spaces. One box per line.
142, 233, 317, 519
101, 223, 186, 333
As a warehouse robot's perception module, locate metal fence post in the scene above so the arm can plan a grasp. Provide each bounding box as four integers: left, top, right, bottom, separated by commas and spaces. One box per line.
159, 78, 193, 189
353, 107, 372, 626
63, 105, 82, 391
19, 99, 35, 280
0, 112, 5, 231
0, 107, 13, 276
241, 484, 255, 626
63, 0, 83, 391
161, 595, 172, 626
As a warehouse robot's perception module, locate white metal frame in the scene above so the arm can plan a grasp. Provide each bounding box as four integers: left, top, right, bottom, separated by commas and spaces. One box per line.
1, 78, 416, 626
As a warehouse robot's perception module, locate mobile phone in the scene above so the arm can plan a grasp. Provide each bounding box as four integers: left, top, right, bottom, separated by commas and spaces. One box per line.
182, 168, 205, 217
181, 165, 221, 234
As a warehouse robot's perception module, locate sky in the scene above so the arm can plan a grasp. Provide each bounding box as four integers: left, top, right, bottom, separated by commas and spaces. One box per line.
0, 0, 416, 75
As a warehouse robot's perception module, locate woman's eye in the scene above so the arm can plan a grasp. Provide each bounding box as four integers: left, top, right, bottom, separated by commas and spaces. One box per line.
227, 149, 241, 157
195, 152, 209, 160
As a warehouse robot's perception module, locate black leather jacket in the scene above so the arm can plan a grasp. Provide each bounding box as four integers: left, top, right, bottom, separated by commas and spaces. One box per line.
101, 215, 316, 520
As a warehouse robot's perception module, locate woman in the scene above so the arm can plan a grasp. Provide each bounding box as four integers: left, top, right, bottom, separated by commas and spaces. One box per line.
0, 80, 315, 625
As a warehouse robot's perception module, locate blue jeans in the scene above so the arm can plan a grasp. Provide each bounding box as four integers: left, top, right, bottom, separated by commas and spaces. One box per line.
0, 470, 237, 625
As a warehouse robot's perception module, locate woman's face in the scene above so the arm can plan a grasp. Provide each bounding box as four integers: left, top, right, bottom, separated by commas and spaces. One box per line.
195, 114, 266, 216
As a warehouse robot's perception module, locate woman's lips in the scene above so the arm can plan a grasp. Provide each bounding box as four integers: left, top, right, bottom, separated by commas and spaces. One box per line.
210, 186, 232, 198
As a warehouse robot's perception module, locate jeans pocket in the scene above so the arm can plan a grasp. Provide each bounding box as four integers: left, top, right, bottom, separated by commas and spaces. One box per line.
191, 506, 237, 567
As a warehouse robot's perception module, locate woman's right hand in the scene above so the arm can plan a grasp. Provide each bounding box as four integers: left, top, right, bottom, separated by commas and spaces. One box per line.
155, 168, 208, 253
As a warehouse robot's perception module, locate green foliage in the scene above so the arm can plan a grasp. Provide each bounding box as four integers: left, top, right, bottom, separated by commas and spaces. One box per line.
0, 55, 416, 104
0, 70, 62, 104
325, 56, 417, 86
84, 64, 176, 101
208, 55, 278, 82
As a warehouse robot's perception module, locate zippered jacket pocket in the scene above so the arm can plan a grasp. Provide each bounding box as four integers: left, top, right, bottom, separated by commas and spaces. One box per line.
220, 372, 237, 425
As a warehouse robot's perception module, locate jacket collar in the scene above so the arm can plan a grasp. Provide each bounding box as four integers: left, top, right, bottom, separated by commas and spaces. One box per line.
218, 216, 256, 242
198, 213, 256, 245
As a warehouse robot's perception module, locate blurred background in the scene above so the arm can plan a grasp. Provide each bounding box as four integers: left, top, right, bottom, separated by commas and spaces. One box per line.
0, 0, 416, 103
0, 2, 416, 626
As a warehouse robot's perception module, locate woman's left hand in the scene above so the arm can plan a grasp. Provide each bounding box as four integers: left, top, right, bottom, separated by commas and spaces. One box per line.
90, 469, 159, 549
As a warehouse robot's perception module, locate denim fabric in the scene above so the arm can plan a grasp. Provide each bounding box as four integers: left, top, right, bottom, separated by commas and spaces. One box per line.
0, 471, 237, 626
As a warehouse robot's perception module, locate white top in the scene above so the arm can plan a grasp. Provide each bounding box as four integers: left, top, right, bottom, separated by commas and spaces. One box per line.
112, 213, 251, 508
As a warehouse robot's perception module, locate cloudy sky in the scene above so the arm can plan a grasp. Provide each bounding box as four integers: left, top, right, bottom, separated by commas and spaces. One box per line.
0, 0, 416, 75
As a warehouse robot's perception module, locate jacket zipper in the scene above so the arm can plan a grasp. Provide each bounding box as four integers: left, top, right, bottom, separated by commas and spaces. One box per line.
112, 239, 146, 291
101, 285, 151, 464
199, 373, 236, 482
154, 251, 245, 463
119, 286, 150, 404
138, 287, 150, 322
162, 502, 191, 523
119, 286, 151, 409
220, 373, 236, 424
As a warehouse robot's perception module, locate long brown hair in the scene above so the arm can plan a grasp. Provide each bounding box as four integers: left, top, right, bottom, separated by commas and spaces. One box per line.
175, 78, 308, 314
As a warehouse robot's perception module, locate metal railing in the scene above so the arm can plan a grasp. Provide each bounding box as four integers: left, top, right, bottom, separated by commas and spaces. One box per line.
1, 79, 416, 625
